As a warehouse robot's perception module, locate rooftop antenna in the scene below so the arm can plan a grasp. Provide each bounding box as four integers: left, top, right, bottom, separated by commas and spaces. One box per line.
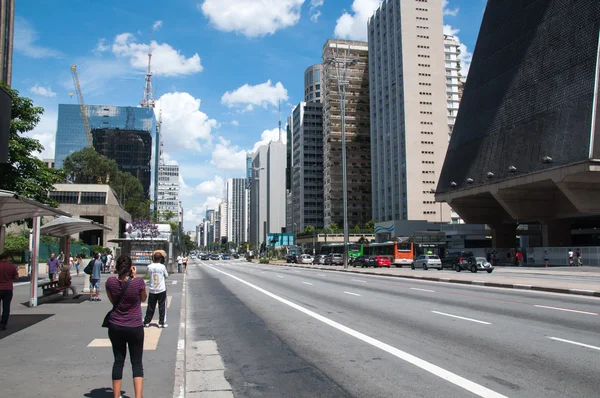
278, 99, 282, 142
141, 28, 155, 108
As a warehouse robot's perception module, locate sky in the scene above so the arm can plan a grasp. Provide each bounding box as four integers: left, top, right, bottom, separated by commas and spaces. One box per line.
13, 0, 486, 231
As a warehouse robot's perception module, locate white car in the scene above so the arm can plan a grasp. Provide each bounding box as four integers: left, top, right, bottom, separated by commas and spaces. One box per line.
299, 254, 314, 264
411, 255, 442, 270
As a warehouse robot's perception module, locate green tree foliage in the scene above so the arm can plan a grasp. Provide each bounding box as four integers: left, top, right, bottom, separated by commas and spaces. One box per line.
364, 219, 376, 232
181, 233, 195, 253
0, 83, 65, 206
3, 233, 28, 255
329, 223, 341, 233
352, 224, 361, 233
303, 225, 316, 234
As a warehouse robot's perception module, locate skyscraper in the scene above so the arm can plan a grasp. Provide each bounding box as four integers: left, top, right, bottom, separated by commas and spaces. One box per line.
291, 102, 324, 234
322, 38, 371, 228
304, 64, 323, 103
157, 164, 180, 222
0, 0, 14, 86
368, 0, 450, 223
249, 141, 286, 246
444, 34, 462, 139
226, 178, 249, 245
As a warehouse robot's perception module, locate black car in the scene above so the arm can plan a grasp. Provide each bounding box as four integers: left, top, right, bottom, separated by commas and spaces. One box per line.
442, 251, 475, 270
286, 254, 297, 263
200, 254, 210, 260
232, 253, 240, 259
352, 255, 372, 268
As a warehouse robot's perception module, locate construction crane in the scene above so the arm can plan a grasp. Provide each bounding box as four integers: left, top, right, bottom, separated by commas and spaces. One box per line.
70, 65, 105, 184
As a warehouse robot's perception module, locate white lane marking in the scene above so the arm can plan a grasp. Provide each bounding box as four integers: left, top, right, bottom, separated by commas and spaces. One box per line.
411, 287, 435, 293
534, 305, 598, 316
344, 291, 361, 296
261, 272, 265, 274
277, 275, 284, 278
352, 279, 367, 283
302, 282, 313, 285
172, 281, 177, 285
431, 311, 491, 325
204, 265, 506, 398
177, 340, 185, 350
548, 337, 600, 351
318, 273, 326, 276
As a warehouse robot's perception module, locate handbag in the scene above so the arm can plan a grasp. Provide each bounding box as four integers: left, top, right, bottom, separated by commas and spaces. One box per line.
84, 260, 94, 275
102, 277, 133, 328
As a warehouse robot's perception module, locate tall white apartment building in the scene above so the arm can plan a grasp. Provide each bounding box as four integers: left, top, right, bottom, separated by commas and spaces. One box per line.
157, 164, 181, 222
216, 200, 228, 242
249, 140, 286, 246
368, 0, 451, 223
226, 178, 249, 245
444, 34, 461, 139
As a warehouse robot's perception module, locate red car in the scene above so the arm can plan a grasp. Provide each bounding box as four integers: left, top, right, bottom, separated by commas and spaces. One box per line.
370, 255, 391, 268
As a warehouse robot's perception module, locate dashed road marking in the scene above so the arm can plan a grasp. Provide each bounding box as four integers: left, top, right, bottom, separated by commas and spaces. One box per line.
548, 337, 600, 351
352, 279, 367, 283
534, 305, 598, 316
431, 311, 490, 325
172, 280, 178, 285
411, 287, 435, 293
277, 275, 284, 278
302, 282, 313, 285
344, 291, 361, 296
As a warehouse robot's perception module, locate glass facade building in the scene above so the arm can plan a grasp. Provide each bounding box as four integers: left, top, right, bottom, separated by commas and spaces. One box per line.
54, 104, 156, 168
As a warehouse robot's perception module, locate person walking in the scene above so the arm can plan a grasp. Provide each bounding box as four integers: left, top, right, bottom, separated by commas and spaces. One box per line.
568, 249, 574, 266
46, 253, 60, 281
543, 250, 550, 267
144, 251, 169, 328
176, 254, 183, 274
90, 254, 103, 301
105, 255, 147, 398
576, 248, 582, 266
75, 255, 82, 277
107, 252, 114, 273
58, 264, 77, 298
183, 254, 188, 274
0, 253, 19, 331
58, 251, 65, 268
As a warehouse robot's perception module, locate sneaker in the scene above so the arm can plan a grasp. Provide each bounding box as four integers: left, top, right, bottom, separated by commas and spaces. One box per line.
159, 324, 168, 328
144, 323, 150, 328
96, 297, 102, 301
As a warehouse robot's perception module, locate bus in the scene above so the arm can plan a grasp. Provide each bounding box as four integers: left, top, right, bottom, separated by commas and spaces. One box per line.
320, 243, 364, 261
365, 242, 415, 267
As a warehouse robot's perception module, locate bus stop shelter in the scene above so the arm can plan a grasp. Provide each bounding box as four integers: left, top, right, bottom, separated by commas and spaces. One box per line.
0, 189, 71, 307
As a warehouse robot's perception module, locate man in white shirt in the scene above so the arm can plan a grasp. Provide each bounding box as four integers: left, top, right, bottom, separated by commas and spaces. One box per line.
144, 252, 169, 328
177, 254, 183, 273
106, 253, 113, 272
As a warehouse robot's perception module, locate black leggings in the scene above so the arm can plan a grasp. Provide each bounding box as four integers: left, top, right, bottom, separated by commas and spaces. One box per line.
108, 324, 144, 380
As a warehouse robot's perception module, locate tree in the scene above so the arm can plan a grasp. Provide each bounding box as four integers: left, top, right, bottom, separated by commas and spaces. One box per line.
329, 223, 341, 233
161, 210, 176, 221
63, 147, 117, 185
352, 224, 361, 233
303, 225, 315, 234
181, 233, 195, 253
0, 83, 65, 207
365, 219, 376, 232
3, 233, 28, 256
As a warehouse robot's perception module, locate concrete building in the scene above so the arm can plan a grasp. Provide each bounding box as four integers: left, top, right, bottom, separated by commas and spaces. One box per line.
436, 0, 600, 248
42, 158, 55, 169
285, 115, 293, 232
304, 64, 323, 103
444, 34, 462, 139
48, 184, 131, 251
54, 104, 156, 169
322, 38, 372, 229
218, 200, 228, 242
290, 101, 325, 234
249, 141, 286, 246
226, 177, 249, 246
157, 164, 180, 222
0, 0, 14, 86
368, 0, 450, 224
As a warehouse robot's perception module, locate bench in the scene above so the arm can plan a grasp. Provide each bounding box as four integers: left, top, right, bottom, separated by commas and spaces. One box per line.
39, 281, 68, 297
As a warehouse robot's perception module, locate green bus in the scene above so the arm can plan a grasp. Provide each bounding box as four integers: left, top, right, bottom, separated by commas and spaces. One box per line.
319, 243, 364, 260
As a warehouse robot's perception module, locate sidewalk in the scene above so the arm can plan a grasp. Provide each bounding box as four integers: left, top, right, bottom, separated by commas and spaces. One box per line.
266, 261, 600, 297
0, 273, 185, 398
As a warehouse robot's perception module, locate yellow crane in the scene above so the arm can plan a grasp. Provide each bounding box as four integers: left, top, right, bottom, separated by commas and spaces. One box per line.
70, 65, 106, 183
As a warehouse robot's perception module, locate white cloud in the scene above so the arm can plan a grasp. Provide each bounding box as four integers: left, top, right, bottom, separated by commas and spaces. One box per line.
442, 0, 459, 17
333, 0, 380, 41
25, 109, 57, 159
231, 120, 239, 126
251, 127, 285, 153
194, 175, 225, 196
111, 32, 203, 76
310, 0, 324, 22
29, 83, 56, 98
14, 17, 62, 58
155, 92, 218, 152
443, 24, 460, 36
211, 137, 248, 171
200, 0, 304, 37
153, 20, 163, 30
221, 80, 288, 110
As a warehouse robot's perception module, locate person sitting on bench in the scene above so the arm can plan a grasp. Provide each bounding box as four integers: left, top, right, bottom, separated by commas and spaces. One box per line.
58, 265, 77, 298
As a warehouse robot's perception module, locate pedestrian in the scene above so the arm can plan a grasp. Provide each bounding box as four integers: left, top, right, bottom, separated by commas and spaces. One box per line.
568, 248, 574, 266
144, 251, 169, 328
75, 255, 82, 277
58, 250, 65, 268
516, 250, 523, 266
46, 253, 60, 281
90, 254, 103, 301
576, 248, 582, 266
0, 253, 19, 331
58, 264, 77, 298
492, 252, 497, 266
183, 254, 188, 274
544, 250, 549, 267
101, 252, 108, 273
177, 254, 183, 273
105, 255, 147, 398
107, 252, 114, 273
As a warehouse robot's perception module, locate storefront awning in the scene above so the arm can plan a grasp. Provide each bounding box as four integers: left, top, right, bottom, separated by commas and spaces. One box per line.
40, 216, 112, 237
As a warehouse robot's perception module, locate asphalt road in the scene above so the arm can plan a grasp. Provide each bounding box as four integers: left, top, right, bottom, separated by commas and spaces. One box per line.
188, 259, 599, 398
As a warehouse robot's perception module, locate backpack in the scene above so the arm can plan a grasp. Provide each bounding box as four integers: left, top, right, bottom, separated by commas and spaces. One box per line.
84, 259, 95, 275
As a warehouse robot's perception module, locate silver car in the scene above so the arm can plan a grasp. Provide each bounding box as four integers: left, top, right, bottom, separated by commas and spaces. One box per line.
411, 255, 442, 270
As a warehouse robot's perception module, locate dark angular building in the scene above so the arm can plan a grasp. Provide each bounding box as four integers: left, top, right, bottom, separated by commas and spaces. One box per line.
92, 128, 153, 198
436, 0, 600, 247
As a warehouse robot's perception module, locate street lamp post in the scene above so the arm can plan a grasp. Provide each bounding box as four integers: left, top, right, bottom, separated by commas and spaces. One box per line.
324, 47, 358, 269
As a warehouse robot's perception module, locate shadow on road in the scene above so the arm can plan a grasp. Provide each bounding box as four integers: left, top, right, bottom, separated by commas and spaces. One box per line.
0, 314, 53, 340
84, 387, 131, 398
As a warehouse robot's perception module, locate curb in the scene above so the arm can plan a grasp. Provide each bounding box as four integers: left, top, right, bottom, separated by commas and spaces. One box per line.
271, 264, 600, 297
173, 272, 187, 398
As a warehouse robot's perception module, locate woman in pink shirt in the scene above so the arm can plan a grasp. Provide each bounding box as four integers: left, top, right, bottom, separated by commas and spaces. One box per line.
105, 255, 147, 398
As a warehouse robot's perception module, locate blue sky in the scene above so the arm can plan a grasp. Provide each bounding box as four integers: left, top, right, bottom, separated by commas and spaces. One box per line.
14, 0, 486, 231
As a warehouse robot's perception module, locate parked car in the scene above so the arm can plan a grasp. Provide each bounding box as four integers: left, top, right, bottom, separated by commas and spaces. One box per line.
314, 254, 327, 264
442, 251, 476, 270
299, 254, 314, 264
222, 254, 231, 260
412, 255, 443, 270
325, 253, 344, 265
209, 254, 220, 260
286, 254, 297, 263
352, 255, 371, 268
456, 256, 494, 273
232, 253, 240, 259
200, 254, 210, 260
370, 255, 391, 268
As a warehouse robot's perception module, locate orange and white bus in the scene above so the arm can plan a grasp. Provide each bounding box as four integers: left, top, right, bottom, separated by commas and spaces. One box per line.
365, 242, 415, 267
